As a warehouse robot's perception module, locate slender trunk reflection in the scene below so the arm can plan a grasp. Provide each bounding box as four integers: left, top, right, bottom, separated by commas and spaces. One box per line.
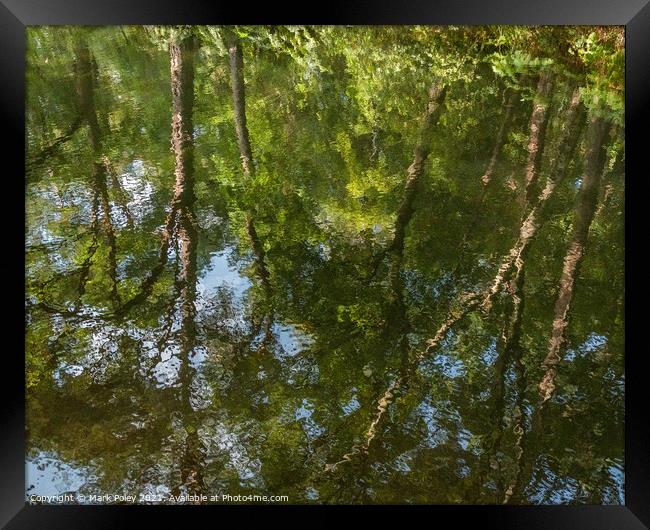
168, 33, 205, 497
325, 82, 448, 473
540, 114, 611, 402
75, 39, 121, 309
223, 27, 274, 347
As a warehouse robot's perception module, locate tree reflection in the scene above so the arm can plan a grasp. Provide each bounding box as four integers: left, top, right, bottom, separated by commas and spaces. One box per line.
26, 25, 625, 505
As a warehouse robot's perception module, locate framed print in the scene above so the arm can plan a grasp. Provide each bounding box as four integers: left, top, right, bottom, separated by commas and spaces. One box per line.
1, 0, 648, 527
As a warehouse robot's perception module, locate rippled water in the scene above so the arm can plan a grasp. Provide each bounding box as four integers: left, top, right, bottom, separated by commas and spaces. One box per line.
25, 26, 624, 504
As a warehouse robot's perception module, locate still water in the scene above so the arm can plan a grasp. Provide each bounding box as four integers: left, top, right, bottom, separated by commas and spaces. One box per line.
25, 26, 624, 504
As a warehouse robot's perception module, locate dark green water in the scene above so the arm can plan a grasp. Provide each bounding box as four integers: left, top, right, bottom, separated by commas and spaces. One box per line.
25, 26, 624, 504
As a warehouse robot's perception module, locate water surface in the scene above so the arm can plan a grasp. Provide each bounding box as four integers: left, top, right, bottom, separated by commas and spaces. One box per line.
25, 26, 625, 504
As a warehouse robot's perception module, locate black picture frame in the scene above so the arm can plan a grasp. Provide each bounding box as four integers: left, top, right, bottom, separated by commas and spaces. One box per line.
2, 1, 648, 527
